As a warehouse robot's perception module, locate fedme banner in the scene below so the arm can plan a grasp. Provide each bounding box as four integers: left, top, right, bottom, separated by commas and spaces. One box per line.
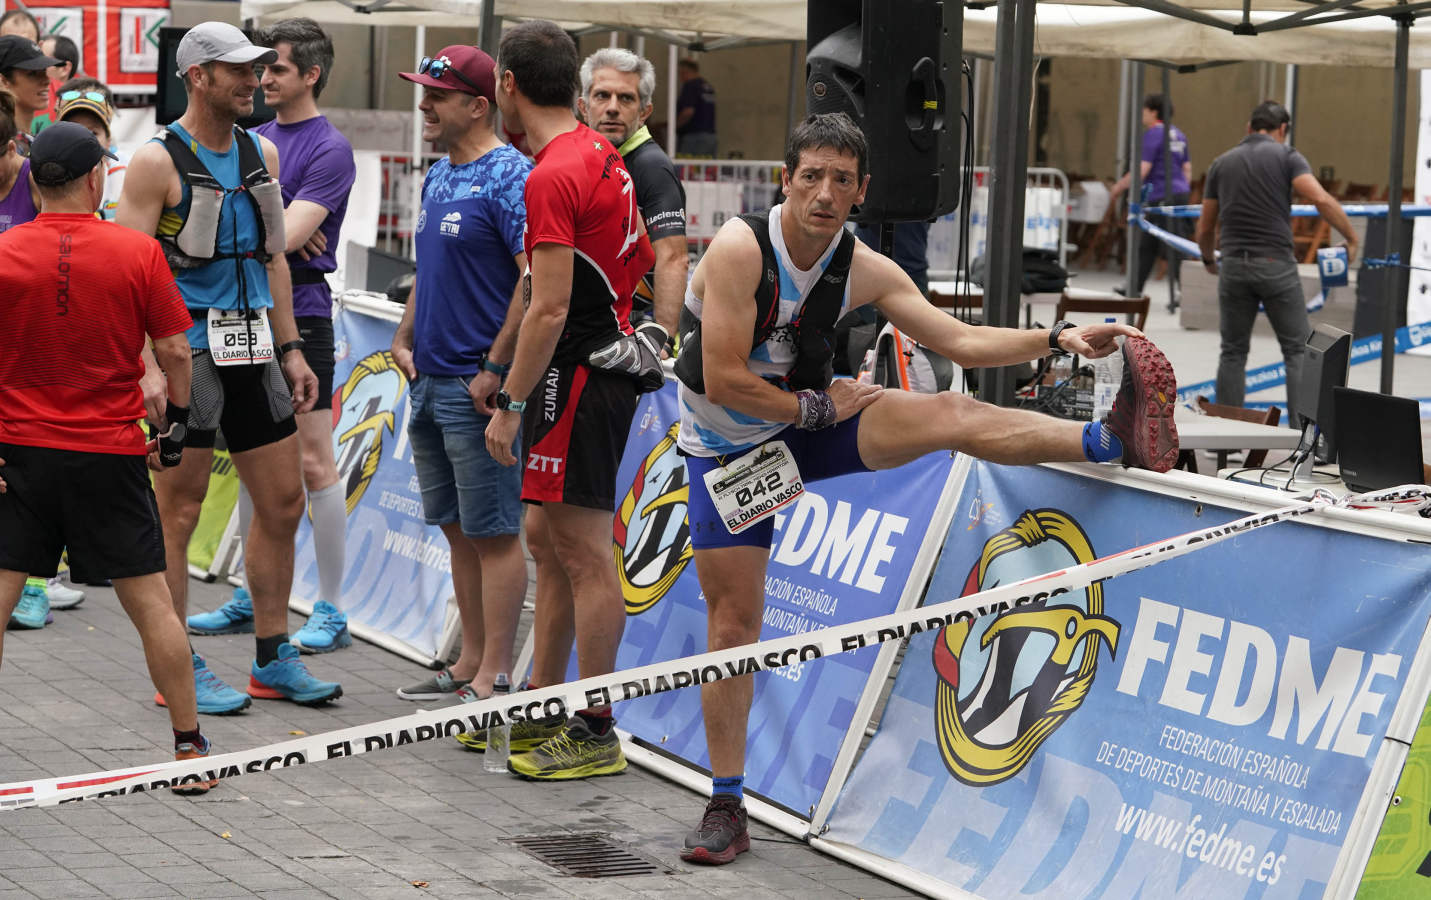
599, 381, 955, 816
290, 302, 453, 660
824, 462, 1431, 897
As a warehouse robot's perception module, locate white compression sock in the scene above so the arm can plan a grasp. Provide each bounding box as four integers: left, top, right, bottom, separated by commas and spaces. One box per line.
237, 480, 254, 592
308, 480, 347, 611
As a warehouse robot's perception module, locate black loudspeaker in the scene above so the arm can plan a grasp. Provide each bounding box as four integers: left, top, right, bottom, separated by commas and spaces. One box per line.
805, 0, 962, 223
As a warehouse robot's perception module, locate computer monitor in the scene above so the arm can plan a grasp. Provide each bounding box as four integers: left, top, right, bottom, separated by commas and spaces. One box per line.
155, 27, 275, 128
364, 246, 417, 299
1333, 387, 1424, 492
1292, 323, 1351, 464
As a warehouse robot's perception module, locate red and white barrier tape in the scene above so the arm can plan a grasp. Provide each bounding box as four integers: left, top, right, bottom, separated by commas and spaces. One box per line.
2, 485, 1425, 809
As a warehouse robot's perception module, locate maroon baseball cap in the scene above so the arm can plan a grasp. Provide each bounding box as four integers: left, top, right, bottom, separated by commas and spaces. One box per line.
399, 45, 495, 100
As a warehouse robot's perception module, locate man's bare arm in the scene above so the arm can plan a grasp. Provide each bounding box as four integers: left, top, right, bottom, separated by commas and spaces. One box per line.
501, 244, 572, 404
151, 334, 192, 409
1293, 172, 1359, 263
284, 200, 330, 255
649, 234, 687, 336
698, 222, 801, 423
863, 246, 1137, 364
391, 276, 418, 379
115, 143, 174, 236
1196, 197, 1220, 272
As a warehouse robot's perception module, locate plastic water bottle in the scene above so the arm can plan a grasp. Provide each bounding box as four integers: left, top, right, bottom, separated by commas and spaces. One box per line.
483, 674, 512, 773
1092, 318, 1123, 421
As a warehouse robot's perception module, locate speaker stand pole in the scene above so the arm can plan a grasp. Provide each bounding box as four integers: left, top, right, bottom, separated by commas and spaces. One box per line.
1382, 15, 1411, 395
981, 0, 1037, 408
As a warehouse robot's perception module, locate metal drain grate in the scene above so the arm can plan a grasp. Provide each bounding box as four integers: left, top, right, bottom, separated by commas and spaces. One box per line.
504, 832, 670, 878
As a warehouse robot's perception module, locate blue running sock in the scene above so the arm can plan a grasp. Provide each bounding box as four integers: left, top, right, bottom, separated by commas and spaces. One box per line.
1082, 422, 1124, 463
713, 775, 744, 801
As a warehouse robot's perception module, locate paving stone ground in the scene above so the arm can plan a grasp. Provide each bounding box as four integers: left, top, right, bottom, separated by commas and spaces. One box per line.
0, 573, 917, 900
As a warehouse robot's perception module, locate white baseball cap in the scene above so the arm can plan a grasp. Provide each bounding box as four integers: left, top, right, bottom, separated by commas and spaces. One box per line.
175, 22, 277, 76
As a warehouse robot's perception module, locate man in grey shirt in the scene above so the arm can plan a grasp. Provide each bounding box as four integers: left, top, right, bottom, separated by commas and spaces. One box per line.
1196, 100, 1357, 420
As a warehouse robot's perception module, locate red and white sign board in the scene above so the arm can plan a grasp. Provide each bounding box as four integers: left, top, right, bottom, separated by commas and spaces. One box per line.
5, 1, 170, 95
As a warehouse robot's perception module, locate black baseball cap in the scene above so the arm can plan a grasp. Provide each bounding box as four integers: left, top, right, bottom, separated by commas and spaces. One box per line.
30, 122, 118, 186
0, 35, 61, 72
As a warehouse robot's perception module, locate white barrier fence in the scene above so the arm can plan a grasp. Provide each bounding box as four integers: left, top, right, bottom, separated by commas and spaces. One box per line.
362, 156, 1069, 276
928, 166, 1070, 277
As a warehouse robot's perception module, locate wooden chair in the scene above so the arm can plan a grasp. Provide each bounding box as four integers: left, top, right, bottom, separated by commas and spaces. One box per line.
1054, 289, 1150, 331
1297, 181, 1376, 264
1174, 396, 1282, 474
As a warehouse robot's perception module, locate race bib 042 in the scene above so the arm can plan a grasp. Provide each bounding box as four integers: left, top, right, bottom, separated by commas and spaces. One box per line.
702, 440, 804, 534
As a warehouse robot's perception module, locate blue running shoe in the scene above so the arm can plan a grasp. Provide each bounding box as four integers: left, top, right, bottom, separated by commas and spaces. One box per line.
290, 601, 352, 654
187, 587, 255, 635
182, 654, 252, 715
7, 583, 49, 630
249, 643, 342, 705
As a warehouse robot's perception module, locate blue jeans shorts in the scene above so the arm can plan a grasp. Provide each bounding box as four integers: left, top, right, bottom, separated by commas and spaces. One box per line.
683, 414, 870, 551
407, 375, 522, 538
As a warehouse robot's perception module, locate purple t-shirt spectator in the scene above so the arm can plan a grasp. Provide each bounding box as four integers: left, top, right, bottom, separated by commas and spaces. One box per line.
1139, 123, 1189, 201
0, 158, 37, 233
678, 76, 717, 136
255, 115, 356, 318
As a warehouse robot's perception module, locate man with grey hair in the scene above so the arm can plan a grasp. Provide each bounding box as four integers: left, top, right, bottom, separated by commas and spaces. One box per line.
578, 49, 685, 347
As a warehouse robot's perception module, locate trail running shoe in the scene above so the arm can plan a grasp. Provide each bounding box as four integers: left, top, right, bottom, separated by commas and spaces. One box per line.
396, 668, 470, 701
187, 587, 255, 635
506, 716, 627, 780
456, 710, 566, 754
154, 654, 251, 715
172, 735, 218, 796
290, 601, 352, 654
681, 794, 750, 865
1102, 336, 1180, 473
45, 577, 84, 610
7, 583, 49, 630
249, 643, 342, 705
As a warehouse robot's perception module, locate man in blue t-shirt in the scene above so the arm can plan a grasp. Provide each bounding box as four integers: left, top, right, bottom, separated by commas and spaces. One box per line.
1110, 93, 1191, 300
675, 58, 717, 157
389, 44, 533, 707
190, 18, 359, 654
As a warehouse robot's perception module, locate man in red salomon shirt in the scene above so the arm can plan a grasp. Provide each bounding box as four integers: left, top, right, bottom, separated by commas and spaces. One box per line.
0, 122, 220, 792
485, 19, 656, 780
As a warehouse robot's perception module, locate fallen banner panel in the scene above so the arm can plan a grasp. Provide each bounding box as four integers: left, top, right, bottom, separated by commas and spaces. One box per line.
819, 462, 1431, 899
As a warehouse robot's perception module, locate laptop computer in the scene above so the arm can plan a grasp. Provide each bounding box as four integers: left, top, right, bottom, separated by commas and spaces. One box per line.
1333, 387, 1425, 492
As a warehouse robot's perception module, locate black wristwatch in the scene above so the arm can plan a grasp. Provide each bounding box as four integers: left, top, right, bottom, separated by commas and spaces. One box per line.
278, 339, 306, 357
495, 391, 527, 413
1048, 321, 1075, 356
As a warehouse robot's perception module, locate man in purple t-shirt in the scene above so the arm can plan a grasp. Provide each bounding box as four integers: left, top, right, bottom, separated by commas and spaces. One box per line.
188, 18, 357, 653
1111, 93, 1191, 301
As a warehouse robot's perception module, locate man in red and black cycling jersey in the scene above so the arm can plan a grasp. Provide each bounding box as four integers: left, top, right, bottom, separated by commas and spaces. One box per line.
485, 19, 656, 781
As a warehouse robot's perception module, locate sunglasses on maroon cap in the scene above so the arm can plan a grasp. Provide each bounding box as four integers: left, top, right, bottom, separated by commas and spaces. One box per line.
418, 56, 484, 96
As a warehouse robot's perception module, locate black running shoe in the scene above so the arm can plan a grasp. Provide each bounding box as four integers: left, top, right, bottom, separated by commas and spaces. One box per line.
681, 794, 749, 865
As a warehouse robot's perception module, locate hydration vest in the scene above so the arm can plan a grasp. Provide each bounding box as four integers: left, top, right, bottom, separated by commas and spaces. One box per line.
156, 125, 285, 271
675, 209, 855, 395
